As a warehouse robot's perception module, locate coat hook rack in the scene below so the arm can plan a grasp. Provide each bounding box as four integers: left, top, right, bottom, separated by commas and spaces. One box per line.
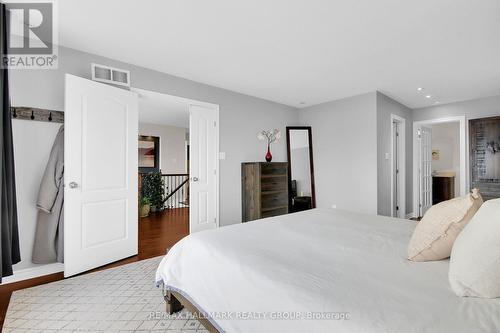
10, 106, 64, 124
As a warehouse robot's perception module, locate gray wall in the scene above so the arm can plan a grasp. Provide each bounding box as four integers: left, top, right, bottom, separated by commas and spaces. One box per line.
413, 94, 500, 121
10, 46, 299, 227
138, 123, 187, 174
298, 92, 378, 214
376, 92, 413, 216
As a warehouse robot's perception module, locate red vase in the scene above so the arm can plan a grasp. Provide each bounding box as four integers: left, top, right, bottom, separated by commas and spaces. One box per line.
265, 144, 273, 162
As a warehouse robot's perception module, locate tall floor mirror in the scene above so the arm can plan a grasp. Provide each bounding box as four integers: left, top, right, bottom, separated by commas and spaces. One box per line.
286, 126, 316, 212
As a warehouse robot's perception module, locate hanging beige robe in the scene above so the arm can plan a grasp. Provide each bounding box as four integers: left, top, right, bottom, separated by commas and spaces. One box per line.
32, 125, 64, 264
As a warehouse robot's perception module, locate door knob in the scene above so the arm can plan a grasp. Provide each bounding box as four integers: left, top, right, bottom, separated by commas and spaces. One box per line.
69, 182, 79, 189
192, 177, 199, 182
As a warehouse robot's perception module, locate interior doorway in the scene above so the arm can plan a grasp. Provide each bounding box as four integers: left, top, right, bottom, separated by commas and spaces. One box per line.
391, 115, 406, 218
136, 89, 191, 257
133, 88, 220, 238
413, 116, 466, 218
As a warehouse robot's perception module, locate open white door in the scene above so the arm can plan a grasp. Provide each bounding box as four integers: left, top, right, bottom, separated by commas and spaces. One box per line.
64, 74, 138, 277
189, 104, 218, 233
418, 126, 432, 217
391, 115, 406, 219
392, 121, 400, 217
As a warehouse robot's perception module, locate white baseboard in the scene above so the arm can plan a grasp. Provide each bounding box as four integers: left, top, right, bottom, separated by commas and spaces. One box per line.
405, 212, 417, 219
1, 263, 64, 285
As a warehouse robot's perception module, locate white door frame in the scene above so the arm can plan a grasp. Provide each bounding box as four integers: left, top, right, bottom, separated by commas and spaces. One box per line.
131, 87, 220, 229
412, 116, 467, 217
390, 114, 406, 218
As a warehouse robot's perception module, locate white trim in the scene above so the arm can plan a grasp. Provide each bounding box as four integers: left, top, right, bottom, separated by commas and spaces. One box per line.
412, 116, 467, 216
215, 106, 220, 228
390, 114, 406, 218
1, 263, 64, 285
405, 212, 417, 219
131, 87, 219, 110
131, 87, 220, 229
185, 140, 189, 174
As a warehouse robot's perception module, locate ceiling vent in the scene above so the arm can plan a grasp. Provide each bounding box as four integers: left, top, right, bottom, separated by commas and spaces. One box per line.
91, 63, 130, 87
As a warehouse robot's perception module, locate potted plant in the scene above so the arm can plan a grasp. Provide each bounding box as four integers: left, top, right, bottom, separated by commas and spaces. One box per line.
141, 172, 165, 212
140, 196, 151, 217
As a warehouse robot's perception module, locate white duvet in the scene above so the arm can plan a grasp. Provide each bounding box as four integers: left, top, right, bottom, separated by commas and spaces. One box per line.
155, 208, 500, 333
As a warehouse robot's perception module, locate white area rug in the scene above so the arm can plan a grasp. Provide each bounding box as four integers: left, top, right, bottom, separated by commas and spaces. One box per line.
3, 257, 207, 332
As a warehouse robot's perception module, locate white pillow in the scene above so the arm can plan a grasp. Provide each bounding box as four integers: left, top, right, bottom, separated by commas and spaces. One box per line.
449, 198, 500, 298
407, 189, 482, 262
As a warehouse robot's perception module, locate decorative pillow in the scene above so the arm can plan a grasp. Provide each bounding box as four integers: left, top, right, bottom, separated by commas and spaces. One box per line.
407, 189, 482, 262
449, 199, 500, 298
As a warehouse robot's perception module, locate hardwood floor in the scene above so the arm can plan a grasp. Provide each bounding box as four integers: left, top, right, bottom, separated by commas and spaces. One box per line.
0, 208, 189, 329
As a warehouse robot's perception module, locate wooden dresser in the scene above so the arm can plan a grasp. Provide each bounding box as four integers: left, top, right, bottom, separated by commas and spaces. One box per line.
241, 162, 289, 222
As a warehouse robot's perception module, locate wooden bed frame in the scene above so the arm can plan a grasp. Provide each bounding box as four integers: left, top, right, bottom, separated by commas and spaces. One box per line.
165, 290, 221, 333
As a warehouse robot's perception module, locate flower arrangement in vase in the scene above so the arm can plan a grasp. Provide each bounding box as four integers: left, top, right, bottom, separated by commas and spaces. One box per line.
258, 129, 281, 162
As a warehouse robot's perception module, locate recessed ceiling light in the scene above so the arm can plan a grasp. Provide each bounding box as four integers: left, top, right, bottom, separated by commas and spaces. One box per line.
425, 95, 432, 99
434, 101, 440, 104
417, 87, 424, 91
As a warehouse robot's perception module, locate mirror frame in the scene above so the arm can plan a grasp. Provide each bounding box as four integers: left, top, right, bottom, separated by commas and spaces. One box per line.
286, 126, 316, 210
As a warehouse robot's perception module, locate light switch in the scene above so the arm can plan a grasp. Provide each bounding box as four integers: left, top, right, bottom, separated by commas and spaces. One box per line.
219, 152, 226, 160
385, 153, 390, 160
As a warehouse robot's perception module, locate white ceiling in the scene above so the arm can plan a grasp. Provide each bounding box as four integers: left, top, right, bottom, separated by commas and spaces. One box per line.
58, 0, 500, 109
134, 88, 189, 128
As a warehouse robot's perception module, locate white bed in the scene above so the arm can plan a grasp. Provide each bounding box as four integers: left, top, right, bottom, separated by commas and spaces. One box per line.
155, 208, 500, 333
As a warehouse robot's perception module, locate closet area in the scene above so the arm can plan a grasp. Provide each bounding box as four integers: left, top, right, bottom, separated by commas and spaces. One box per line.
3, 72, 140, 283
2, 107, 65, 283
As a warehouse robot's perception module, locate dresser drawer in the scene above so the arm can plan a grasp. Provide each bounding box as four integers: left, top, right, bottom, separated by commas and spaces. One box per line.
261, 162, 287, 176
261, 177, 287, 192
261, 207, 288, 219
261, 191, 288, 210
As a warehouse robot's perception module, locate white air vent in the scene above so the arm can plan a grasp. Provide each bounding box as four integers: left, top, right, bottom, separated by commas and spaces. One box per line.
91, 63, 130, 87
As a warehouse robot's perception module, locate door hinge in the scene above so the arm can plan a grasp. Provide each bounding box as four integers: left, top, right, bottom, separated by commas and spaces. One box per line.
396, 206, 399, 211
396, 169, 399, 174
214, 121, 217, 127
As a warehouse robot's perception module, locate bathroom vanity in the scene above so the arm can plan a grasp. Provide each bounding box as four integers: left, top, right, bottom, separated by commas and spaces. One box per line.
432, 174, 455, 204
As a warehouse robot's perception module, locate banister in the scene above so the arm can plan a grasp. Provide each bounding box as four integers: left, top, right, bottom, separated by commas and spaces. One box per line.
140, 173, 189, 209
162, 178, 189, 204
